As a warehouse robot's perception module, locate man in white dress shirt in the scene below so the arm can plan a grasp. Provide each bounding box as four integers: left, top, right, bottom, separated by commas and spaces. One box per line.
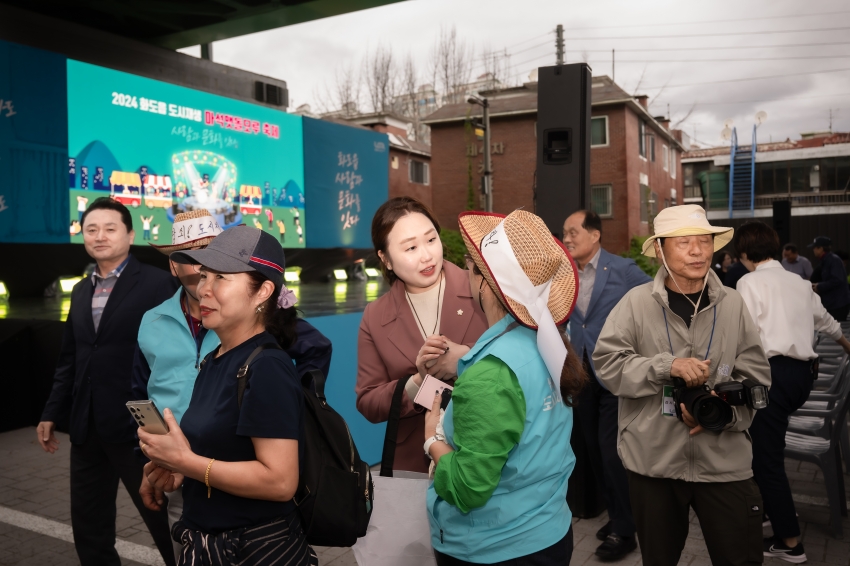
735, 221, 850, 564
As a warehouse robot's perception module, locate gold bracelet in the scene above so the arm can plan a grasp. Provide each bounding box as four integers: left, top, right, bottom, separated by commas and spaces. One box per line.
205, 458, 215, 498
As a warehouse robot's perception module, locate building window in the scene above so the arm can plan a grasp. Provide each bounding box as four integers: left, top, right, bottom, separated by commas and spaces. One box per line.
591, 116, 608, 147
662, 144, 669, 171
639, 120, 647, 158
409, 159, 429, 185
684, 164, 693, 187
640, 184, 649, 222
591, 184, 613, 218
670, 149, 676, 179
650, 137, 656, 162
651, 191, 659, 217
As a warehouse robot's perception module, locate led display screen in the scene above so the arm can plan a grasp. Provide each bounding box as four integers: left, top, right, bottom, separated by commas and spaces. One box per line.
67, 60, 305, 247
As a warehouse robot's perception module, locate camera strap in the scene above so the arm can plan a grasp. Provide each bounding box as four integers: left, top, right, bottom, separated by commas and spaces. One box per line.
662, 305, 716, 361
660, 306, 716, 417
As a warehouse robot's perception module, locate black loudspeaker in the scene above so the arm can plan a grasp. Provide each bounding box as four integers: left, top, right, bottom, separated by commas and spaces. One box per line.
773, 200, 791, 248
535, 63, 592, 238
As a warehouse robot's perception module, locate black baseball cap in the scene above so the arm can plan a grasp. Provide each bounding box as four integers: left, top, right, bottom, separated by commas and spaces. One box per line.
807, 236, 832, 249
171, 225, 284, 287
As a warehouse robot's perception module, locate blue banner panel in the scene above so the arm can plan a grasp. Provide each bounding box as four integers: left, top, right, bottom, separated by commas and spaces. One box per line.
302, 117, 389, 249
304, 312, 386, 465
0, 40, 69, 243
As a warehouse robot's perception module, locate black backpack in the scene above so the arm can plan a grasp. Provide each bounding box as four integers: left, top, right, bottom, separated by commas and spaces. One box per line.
232, 343, 374, 547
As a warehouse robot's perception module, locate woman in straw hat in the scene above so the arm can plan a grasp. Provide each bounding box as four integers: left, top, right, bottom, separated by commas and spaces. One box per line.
593, 205, 771, 566
423, 209, 587, 565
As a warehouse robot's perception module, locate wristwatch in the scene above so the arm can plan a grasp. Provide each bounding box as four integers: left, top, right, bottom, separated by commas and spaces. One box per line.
424, 433, 445, 459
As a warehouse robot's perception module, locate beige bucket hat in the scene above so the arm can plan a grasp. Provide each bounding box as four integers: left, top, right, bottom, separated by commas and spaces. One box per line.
150, 209, 223, 254
642, 204, 733, 258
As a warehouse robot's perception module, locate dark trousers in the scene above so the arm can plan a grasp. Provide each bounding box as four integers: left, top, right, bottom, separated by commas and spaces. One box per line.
629, 473, 763, 566
827, 304, 850, 322
750, 355, 814, 539
70, 417, 176, 566
434, 527, 573, 566
575, 367, 635, 537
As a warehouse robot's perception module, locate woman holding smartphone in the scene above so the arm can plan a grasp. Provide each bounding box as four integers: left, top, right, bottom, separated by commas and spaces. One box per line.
356, 197, 488, 473
424, 210, 586, 565
137, 226, 315, 566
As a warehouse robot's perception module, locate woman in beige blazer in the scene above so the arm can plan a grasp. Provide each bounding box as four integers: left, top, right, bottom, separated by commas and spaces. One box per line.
356, 197, 487, 473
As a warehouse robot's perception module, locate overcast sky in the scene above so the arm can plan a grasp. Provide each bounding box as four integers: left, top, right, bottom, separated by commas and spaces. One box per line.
181, 0, 850, 148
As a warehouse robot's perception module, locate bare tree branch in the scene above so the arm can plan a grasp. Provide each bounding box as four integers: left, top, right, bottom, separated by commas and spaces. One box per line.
631, 64, 648, 97
672, 102, 697, 129
430, 25, 474, 105
363, 45, 398, 114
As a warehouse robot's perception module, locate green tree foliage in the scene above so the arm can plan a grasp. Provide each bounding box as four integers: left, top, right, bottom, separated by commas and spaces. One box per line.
621, 236, 659, 278
441, 228, 468, 268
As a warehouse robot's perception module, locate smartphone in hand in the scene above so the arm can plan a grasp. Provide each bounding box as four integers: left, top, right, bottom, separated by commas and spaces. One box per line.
414, 375, 454, 410
126, 400, 170, 434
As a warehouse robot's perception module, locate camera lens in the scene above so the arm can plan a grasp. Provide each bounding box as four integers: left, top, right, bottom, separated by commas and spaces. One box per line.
130, 407, 136, 413
694, 396, 733, 431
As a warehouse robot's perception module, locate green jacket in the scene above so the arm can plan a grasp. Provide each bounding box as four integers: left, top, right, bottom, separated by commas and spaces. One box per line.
593, 268, 771, 482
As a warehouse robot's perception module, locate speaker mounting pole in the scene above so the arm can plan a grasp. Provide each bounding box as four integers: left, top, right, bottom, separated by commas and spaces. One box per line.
468, 95, 493, 212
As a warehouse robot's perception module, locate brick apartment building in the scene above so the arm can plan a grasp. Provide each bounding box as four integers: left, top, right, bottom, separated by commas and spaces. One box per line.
422, 75, 686, 253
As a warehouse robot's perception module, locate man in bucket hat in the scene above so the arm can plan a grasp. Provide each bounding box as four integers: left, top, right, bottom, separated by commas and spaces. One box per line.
594, 205, 771, 566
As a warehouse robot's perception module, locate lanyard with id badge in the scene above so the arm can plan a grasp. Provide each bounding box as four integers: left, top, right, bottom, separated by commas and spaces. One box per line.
661, 306, 716, 417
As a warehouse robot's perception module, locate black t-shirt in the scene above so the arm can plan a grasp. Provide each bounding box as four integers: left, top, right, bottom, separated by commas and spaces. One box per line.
666, 286, 710, 328
180, 331, 304, 534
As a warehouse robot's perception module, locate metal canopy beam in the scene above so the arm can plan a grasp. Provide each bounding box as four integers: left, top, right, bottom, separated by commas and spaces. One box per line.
149, 0, 406, 49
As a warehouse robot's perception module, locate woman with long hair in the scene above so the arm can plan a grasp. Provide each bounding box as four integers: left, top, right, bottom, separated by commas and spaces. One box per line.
356, 197, 488, 473
424, 210, 587, 565
137, 226, 315, 566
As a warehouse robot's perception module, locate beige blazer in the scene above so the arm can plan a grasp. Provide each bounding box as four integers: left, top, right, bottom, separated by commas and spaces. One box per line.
355, 260, 488, 472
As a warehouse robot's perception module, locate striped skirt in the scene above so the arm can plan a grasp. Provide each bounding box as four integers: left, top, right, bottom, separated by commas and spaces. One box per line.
172, 512, 318, 566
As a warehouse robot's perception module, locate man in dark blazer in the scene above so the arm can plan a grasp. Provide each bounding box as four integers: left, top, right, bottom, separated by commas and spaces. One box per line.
810, 236, 850, 321
37, 197, 177, 566
563, 210, 651, 561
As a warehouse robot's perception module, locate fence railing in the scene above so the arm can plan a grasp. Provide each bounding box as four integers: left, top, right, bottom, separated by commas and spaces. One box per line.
705, 191, 850, 211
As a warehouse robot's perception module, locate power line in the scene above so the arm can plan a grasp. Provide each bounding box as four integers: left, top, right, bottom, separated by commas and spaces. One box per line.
556, 9, 850, 32
664, 91, 850, 108
643, 66, 850, 90
582, 55, 850, 63
577, 41, 850, 52
503, 32, 550, 50
563, 26, 850, 41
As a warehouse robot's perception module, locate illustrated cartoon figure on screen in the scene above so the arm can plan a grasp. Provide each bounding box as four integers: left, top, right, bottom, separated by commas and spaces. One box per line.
295, 217, 303, 244
252, 217, 263, 230
152, 224, 160, 241
276, 219, 286, 244
69, 220, 82, 236
265, 207, 274, 228
140, 215, 154, 241
76, 195, 89, 221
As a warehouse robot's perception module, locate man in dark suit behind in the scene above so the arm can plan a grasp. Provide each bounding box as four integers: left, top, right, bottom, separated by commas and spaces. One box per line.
563, 210, 651, 561
37, 197, 177, 566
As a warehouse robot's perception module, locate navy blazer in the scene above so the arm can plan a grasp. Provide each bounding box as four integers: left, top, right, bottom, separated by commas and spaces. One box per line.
41, 255, 177, 444
816, 252, 850, 310
568, 248, 651, 386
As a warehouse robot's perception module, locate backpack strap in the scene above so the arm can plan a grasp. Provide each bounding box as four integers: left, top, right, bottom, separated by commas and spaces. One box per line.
302, 369, 327, 403
379, 375, 412, 478
237, 342, 283, 409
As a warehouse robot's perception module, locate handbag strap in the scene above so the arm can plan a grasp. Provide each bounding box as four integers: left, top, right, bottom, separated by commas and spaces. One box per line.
380, 375, 413, 478
237, 343, 283, 409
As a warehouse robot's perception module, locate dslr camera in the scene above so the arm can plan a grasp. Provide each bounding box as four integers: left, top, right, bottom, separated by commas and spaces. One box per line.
672, 378, 769, 432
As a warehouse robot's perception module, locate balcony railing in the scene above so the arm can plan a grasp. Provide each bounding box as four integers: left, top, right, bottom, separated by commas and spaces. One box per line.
705, 191, 850, 211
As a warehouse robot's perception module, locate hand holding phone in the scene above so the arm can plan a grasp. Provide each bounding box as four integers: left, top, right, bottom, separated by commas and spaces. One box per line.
414, 374, 454, 410
126, 401, 170, 435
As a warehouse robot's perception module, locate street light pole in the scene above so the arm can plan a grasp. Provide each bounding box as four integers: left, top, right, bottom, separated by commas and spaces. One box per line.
482, 98, 493, 212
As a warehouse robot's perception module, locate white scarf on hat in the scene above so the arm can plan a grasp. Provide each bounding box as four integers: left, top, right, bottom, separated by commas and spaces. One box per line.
480, 221, 567, 397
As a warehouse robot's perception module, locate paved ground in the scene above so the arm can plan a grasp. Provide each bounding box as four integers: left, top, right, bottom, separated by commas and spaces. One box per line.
0, 426, 847, 565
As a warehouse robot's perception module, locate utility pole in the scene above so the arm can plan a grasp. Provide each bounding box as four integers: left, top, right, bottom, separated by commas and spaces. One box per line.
556, 25, 565, 65
612, 49, 615, 82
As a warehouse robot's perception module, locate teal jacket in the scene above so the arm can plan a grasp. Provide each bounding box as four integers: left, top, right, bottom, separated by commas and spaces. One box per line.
134, 289, 219, 423
427, 315, 575, 562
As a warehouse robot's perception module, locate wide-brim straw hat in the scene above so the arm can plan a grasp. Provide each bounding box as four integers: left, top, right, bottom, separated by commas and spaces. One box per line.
642, 204, 733, 258
458, 210, 579, 329
150, 209, 222, 254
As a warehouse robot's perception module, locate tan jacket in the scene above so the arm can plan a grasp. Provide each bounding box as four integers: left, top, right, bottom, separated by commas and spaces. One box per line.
593, 268, 771, 482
